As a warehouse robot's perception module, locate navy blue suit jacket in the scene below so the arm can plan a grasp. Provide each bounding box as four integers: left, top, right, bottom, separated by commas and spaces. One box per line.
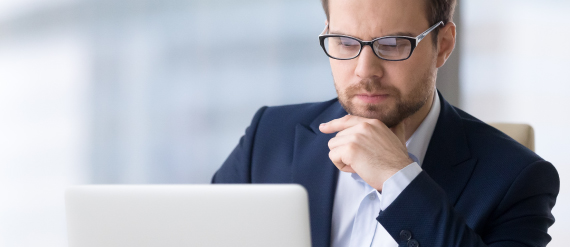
212, 94, 559, 247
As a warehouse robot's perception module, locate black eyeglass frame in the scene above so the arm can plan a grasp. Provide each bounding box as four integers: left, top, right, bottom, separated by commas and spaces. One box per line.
318, 21, 445, 61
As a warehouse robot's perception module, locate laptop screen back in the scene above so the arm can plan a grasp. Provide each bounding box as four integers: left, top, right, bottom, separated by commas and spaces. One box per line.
65, 184, 311, 247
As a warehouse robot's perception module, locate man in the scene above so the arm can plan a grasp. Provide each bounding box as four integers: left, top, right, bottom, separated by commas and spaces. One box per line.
212, 0, 559, 246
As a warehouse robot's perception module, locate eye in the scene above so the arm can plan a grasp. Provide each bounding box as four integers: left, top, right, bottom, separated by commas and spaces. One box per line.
373, 38, 412, 59
338, 37, 359, 47
375, 38, 398, 49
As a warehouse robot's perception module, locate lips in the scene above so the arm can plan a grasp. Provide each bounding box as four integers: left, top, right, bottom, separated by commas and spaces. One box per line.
354, 94, 389, 104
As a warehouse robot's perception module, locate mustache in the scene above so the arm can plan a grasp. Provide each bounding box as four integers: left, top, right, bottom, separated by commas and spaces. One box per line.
344, 77, 398, 96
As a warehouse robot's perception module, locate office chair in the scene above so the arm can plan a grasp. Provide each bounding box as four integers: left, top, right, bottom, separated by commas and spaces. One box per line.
488, 123, 535, 152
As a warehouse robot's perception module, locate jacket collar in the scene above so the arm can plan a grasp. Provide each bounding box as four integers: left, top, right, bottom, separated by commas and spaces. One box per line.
292, 100, 346, 247
421, 92, 476, 205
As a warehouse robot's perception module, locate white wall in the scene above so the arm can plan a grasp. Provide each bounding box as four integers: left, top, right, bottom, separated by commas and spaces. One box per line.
461, 1, 570, 246
0, 23, 89, 247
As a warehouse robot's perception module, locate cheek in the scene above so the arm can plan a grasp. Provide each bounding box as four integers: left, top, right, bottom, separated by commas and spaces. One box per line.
330, 59, 357, 89
410, 43, 438, 70
389, 49, 436, 94
381, 62, 415, 91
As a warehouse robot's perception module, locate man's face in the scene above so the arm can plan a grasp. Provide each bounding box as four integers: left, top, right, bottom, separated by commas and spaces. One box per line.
329, 0, 438, 128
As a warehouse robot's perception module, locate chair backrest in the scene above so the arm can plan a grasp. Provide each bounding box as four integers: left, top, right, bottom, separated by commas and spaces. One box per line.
488, 123, 535, 152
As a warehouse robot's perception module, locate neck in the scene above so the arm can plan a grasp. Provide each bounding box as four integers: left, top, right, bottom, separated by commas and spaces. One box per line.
404, 90, 436, 141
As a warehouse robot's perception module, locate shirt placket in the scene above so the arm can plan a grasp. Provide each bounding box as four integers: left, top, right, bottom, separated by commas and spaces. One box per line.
349, 185, 382, 247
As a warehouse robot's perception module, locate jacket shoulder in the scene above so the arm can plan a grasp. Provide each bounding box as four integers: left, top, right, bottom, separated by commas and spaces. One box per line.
454, 106, 543, 165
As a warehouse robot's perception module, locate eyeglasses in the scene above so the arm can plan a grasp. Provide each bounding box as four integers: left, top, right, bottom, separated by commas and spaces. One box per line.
318, 21, 444, 61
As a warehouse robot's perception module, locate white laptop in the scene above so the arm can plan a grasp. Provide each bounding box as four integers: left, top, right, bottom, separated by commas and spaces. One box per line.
65, 184, 311, 247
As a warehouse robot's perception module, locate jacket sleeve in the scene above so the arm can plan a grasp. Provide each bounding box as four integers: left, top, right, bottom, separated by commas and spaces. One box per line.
211, 106, 267, 183
377, 160, 559, 247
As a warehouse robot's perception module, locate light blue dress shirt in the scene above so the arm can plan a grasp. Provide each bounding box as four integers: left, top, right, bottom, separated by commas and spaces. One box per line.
330, 91, 441, 247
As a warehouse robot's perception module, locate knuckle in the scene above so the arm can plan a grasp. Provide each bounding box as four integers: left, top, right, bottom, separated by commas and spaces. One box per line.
328, 150, 335, 160
329, 148, 340, 159
346, 142, 358, 152
353, 133, 364, 141
359, 122, 373, 132
343, 151, 354, 164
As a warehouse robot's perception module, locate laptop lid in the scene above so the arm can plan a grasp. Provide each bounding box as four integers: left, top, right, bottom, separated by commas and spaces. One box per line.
65, 184, 311, 247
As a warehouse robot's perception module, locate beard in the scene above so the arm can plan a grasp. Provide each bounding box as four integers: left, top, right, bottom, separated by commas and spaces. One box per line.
335, 73, 435, 128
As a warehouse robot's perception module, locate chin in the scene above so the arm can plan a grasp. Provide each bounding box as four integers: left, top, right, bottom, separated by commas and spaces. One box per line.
341, 101, 405, 128
350, 105, 392, 119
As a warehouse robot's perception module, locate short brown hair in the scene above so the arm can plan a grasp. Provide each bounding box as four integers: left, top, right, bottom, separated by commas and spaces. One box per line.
320, 0, 456, 44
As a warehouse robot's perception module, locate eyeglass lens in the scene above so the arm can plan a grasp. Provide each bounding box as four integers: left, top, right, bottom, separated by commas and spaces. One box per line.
323, 36, 412, 60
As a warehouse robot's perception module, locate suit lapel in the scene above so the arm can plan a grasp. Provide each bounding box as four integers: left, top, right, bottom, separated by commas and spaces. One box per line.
292, 100, 346, 247
422, 93, 477, 206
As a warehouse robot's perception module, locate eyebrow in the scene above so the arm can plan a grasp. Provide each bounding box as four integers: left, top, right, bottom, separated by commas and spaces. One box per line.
328, 30, 415, 39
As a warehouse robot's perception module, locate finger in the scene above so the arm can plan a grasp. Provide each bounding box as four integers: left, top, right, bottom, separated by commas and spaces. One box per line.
320, 114, 382, 134
341, 165, 356, 173
333, 119, 386, 138
328, 146, 356, 173
390, 117, 409, 146
328, 134, 360, 150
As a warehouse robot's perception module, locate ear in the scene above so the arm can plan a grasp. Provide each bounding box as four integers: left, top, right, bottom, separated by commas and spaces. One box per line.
436, 22, 456, 68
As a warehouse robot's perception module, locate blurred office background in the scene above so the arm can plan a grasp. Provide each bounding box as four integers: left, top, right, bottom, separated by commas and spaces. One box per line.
0, 0, 568, 246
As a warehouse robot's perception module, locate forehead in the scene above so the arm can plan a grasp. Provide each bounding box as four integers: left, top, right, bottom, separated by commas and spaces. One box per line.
328, 0, 429, 38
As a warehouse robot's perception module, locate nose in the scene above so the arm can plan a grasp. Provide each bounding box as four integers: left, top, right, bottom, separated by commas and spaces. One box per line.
354, 45, 384, 79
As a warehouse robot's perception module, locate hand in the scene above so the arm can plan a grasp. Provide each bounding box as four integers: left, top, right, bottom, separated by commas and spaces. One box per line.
319, 115, 413, 191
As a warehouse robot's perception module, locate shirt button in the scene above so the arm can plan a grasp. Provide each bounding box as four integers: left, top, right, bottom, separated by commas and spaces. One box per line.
368, 193, 376, 200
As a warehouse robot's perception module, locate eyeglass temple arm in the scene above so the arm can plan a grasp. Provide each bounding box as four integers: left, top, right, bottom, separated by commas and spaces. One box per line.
320, 24, 329, 35
416, 21, 445, 42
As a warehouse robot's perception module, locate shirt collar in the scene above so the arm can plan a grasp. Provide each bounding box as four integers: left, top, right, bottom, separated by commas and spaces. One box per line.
405, 90, 441, 166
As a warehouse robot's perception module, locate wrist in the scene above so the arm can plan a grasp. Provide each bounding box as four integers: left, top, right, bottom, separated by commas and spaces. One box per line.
373, 159, 415, 191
